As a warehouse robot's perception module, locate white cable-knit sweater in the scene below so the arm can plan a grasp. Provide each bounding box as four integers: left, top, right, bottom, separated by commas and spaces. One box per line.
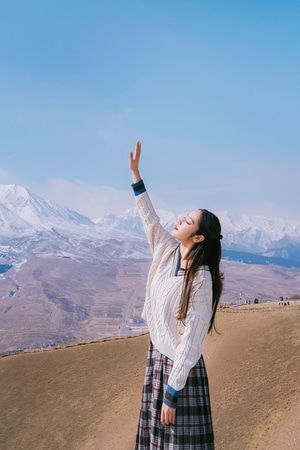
135, 188, 213, 393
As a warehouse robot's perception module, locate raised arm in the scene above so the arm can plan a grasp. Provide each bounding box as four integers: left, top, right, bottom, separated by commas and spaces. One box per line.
129, 140, 142, 183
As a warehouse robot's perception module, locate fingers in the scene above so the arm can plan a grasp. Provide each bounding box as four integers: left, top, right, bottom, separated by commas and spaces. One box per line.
161, 404, 176, 426
134, 140, 141, 161
129, 141, 141, 160
161, 410, 176, 426
129, 141, 142, 175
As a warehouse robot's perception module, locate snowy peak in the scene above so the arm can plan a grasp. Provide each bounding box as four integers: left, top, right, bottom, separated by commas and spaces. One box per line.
0, 184, 93, 236
0, 184, 30, 200
218, 210, 300, 251
94, 207, 300, 263
93, 207, 178, 236
1, 183, 300, 265
220, 210, 300, 238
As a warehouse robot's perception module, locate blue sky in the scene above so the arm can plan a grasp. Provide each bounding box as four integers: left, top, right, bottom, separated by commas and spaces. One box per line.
1, 0, 299, 220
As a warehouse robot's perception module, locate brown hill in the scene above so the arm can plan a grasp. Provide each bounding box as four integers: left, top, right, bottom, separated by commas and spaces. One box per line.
0, 308, 299, 450
2, 256, 300, 356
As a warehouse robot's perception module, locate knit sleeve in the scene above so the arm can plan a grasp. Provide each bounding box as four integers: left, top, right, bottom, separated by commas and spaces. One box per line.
131, 179, 146, 196
165, 281, 212, 398
132, 180, 176, 253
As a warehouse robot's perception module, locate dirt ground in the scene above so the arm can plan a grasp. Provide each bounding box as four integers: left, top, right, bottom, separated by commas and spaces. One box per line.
0, 308, 299, 450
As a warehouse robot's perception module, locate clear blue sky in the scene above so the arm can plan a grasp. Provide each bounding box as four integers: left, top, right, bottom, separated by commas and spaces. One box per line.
1, 0, 299, 220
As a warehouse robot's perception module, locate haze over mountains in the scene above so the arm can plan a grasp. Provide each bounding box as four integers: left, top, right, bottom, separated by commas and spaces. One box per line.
1, 183, 300, 264
94, 206, 300, 267
1, 184, 300, 354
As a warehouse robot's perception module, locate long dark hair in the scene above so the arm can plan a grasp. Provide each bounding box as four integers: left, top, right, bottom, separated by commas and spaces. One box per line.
177, 209, 223, 332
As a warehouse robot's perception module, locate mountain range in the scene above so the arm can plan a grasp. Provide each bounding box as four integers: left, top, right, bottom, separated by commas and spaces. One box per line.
1, 183, 300, 354
1, 183, 300, 268
94, 201, 300, 267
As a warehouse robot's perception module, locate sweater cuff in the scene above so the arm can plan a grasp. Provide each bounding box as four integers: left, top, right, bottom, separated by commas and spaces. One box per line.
163, 385, 179, 409
131, 179, 146, 196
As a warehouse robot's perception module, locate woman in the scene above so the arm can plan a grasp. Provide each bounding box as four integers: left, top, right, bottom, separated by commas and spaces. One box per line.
130, 141, 223, 450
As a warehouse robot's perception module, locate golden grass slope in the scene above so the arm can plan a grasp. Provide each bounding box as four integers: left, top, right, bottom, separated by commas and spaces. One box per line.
0, 308, 299, 450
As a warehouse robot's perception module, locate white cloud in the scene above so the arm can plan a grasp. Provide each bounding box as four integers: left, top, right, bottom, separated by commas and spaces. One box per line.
40, 178, 135, 219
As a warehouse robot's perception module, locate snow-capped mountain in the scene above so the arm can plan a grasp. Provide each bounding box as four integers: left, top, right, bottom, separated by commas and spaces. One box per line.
0, 184, 153, 267
93, 208, 178, 236
0, 184, 93, 236
1, 183, 300, 266
218, 211, 300, 252
94, 207, 300, 265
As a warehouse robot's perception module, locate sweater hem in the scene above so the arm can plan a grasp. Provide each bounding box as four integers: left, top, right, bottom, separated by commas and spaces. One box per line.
151, 335, 176, 362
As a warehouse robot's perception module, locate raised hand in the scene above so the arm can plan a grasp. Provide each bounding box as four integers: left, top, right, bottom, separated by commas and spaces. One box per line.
129, 140, 142, 183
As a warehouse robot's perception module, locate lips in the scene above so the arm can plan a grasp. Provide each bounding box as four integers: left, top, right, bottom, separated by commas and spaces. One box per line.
174, 225, 178, 230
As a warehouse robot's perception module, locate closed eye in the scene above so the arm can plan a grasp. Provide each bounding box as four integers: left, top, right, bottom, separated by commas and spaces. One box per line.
184, 214, 193, 225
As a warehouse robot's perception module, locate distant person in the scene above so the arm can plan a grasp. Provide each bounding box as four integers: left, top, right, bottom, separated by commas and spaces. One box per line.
129, 141, 223, 449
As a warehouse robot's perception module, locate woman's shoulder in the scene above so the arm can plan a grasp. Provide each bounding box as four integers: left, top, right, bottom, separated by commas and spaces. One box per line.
153, 239, 179, 262
195, 266, 210, 277
192, 266, 212, 289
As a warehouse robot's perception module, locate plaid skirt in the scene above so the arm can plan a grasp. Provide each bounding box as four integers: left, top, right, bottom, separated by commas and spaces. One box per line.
135, 342, 214, 450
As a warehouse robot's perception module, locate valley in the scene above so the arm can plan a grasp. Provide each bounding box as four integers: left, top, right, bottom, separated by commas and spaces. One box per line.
1, 253, 300, 355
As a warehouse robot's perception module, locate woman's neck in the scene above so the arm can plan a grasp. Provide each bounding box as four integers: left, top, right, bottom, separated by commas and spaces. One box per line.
179, 243, 193, 268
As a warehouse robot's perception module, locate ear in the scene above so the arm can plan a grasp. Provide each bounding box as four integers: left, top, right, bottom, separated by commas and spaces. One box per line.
193, 234, 205, 243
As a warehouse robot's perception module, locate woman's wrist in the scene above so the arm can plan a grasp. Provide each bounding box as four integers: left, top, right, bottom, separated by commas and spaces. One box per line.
163, 385, 179, 409
131, 170, 141, 183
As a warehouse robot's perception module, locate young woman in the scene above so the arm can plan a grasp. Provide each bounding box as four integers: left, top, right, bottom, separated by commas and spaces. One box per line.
130, 141, 223, 450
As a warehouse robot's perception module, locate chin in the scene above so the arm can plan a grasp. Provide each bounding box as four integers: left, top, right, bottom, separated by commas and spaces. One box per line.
171, 230, 179, 239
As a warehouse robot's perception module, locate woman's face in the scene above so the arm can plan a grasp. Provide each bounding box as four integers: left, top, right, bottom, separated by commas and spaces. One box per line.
171, 210, 202, 245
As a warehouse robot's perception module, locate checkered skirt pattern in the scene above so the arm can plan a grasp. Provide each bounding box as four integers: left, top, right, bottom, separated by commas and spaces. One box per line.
135, 342, 214, 449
